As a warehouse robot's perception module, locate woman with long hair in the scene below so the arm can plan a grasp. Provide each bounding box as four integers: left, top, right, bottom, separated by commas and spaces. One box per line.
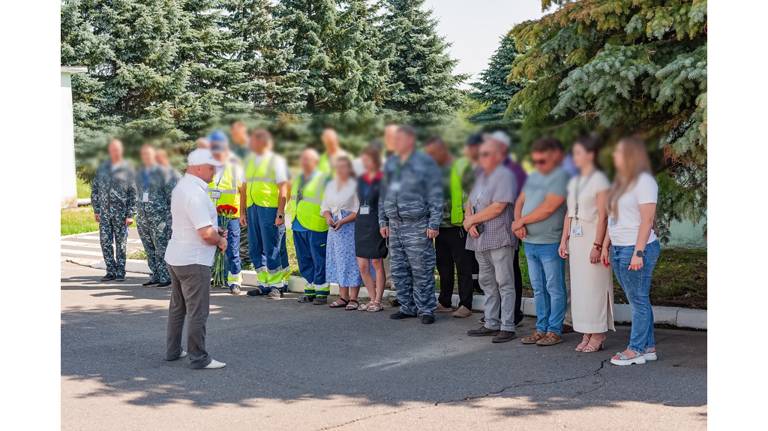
601, 136, 661, 366
558, 135, 614, 353
355, 146, 388, 312
322, 156, 364, 310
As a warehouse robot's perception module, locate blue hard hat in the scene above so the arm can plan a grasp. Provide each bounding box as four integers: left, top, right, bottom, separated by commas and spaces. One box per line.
208, 130, 228, 144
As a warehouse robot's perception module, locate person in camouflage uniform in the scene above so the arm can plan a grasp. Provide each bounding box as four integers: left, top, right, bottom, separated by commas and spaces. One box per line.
379, 126, 444, 324
91, 139, 137, 282
135, 144, 174, 287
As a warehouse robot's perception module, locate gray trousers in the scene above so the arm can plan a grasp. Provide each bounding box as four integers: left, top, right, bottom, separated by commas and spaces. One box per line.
476, 246, 517, 332
166, 264, 212, 369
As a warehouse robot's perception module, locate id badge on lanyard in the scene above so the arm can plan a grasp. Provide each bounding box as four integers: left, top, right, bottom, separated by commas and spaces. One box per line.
570, 222, 583, 237
359, 205, 370, 215
142, 192, 149, 203
210, 190, 222, 200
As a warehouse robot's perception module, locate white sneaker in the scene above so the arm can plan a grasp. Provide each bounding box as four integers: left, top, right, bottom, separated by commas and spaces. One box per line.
643, 351, 658, 361
610, 352, 646, 366
203, 359, 226, 369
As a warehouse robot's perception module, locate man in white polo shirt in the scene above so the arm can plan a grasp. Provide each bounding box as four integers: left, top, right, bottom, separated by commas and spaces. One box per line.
164, 149, 228, 370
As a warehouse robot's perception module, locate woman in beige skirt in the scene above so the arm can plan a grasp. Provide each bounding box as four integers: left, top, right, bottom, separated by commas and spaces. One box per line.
558, 136, 614, 353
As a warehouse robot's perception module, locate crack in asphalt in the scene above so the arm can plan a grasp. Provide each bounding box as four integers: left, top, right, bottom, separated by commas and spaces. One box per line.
316, 359, 609, 431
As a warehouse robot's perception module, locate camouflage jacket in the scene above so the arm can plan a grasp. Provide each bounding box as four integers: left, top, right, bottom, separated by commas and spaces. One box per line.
91, 159, 137, 219
135, 165, 173, 221
378, 150, 444, 230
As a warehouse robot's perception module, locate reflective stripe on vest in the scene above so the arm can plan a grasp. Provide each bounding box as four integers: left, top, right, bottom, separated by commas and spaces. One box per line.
288, 171, 328, 232
450, 157, 470, 225
208, 164, 241, 217
245, 154, 279, 208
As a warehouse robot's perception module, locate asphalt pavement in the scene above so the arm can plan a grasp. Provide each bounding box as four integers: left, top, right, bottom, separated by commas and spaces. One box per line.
61, 261, 707, 431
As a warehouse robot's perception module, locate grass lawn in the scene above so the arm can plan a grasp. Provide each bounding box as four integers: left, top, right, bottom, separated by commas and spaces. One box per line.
61, 207, 99, 236
76, 177, 91, 199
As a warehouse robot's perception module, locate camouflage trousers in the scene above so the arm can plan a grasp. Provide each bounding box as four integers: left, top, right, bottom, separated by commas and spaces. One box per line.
389, 218, 437, 316
137, 212, 172, 283
99, 214, 128, 277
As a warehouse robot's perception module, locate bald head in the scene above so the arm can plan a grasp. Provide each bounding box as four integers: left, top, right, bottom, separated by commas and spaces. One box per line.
321, 128, 340, 154
300, 148, 320, 175
108, 138, 123, 163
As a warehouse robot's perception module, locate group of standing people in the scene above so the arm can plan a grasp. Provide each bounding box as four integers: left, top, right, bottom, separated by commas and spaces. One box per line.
91, 121, 661, 370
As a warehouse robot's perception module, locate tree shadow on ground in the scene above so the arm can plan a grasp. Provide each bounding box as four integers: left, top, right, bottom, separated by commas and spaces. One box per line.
61, 269, 707, 422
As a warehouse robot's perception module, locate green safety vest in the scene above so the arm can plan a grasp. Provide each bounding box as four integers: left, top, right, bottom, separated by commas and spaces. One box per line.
208, 163, 241, 217
318, 153, 332, 176
245, 153, 279, 208
450, 157, 470, 225
287, 171, 329, 232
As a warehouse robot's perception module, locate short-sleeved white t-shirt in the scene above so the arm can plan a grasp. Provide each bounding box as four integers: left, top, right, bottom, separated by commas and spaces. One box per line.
165, 174, 218, 266
608, 172, 658, 246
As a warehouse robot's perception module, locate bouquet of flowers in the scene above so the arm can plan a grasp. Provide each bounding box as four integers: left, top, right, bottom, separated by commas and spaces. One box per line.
212, 204, 238, 288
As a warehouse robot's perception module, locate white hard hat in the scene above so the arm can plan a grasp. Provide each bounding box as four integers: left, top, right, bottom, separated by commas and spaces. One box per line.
187, 148, 223, 167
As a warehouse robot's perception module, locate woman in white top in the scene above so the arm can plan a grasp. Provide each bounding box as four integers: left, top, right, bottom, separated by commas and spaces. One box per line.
321, 156, 364, 309
601, 137, 661, 366
559, 136, 614, 353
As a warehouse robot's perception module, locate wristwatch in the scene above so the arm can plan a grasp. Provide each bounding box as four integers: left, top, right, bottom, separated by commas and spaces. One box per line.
635, 249, 645, 258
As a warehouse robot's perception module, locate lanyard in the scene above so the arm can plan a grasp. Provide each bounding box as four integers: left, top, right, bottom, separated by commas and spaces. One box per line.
574, 171, 595, 221
361, 176, 379, 206
296, 172, 312, 203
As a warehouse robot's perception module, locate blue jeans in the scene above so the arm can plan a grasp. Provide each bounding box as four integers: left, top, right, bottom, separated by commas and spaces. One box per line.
224, 219, 241, 277
611, 240, 661, 354
524, 242, 567, 335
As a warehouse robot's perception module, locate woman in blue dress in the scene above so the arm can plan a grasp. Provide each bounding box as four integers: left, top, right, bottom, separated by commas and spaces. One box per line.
321, 156, 364, 310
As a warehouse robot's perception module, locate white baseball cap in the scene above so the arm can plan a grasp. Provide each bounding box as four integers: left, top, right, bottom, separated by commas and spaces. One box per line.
483, 130, 511, 148
187, 148, 223, 167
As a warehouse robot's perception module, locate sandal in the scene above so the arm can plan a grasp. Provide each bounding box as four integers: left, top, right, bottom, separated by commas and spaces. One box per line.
575, 334, 591, 352
582, 337, 605, 353
610, 350, 646, 366
366, 302, 383, 312
359, 302, 369, 311
345, 300, 360, 311
329, 298, 349, 308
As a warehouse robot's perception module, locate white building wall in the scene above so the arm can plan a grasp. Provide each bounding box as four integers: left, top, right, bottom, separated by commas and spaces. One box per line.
61, 72, 78, 208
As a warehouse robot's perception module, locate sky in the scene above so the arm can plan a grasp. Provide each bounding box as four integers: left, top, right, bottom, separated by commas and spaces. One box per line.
424, 0, 546, 86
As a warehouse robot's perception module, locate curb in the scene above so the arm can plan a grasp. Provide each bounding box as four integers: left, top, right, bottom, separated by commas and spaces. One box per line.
65, 257, 707, 330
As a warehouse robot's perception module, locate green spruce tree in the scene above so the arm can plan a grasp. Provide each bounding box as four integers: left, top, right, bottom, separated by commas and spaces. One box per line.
382, 0, 465, 127
221, 0, 305, 114
469, 33, 522, 130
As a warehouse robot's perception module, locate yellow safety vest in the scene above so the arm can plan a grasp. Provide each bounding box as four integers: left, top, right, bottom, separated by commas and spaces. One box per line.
318, 153, 332, 176
450, 157, 470, 225
245, 153, 279, 208
287, 171, 329, 232
208, 163, 242, 217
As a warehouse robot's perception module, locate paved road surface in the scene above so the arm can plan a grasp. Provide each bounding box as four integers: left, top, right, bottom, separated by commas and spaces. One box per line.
61, 262, 706, 431
61, 229, 144, 261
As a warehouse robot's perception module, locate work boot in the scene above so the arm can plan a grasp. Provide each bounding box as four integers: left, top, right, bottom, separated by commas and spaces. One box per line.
229, 284, 242, 296
313, 296, 328, 305
420, 314, 435, 324
492, 331, 517, 343
297, 295, 315, 303
142, 279, 159, 287
101, 274, 116, 282
467, 326, 499, 337
267, 288, 283, 299
389, 311, 417, 320
452, 305, 472, 318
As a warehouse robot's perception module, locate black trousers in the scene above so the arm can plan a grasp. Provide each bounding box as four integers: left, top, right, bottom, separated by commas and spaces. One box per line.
436, 226, 479, 310
513, 246, 523, 324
